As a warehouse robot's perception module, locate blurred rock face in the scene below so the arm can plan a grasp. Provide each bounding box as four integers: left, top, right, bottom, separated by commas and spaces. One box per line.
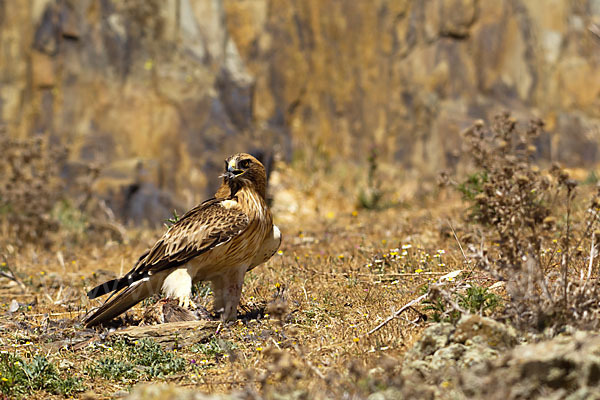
0, 0, 275, 223
1, 1, 600, 220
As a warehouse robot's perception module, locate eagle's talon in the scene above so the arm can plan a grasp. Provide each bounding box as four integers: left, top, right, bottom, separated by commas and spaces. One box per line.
177, 295, 196, 309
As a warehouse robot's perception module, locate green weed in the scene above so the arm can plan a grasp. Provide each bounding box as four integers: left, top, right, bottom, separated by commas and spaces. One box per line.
88, 357, 139, 380
0, 353, 85, 398
190, 337, 235, 360
457, 171, 488, 200
88, 338, 186, 380
422, 284, 501, 324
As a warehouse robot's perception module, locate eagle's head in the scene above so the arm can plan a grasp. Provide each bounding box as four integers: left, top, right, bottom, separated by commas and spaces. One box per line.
222, 153, 267, 198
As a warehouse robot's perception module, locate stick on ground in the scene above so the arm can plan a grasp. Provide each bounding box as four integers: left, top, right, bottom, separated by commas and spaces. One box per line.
367, 292, 428, 335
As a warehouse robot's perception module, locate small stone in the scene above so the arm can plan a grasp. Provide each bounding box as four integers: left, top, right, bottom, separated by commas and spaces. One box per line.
8, 299, 19, 313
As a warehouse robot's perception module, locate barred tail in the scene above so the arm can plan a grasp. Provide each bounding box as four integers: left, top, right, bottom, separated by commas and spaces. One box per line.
84, 279, 153, 327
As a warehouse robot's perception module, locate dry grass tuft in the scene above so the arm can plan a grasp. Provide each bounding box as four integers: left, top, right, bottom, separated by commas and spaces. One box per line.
452, 112, 600, 332
0, 131, 66, 247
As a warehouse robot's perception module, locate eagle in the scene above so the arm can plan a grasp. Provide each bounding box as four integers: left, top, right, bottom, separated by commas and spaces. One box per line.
84, 153, 281, 326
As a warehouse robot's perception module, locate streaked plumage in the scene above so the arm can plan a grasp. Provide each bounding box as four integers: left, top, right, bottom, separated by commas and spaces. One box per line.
85, 153, 281, 327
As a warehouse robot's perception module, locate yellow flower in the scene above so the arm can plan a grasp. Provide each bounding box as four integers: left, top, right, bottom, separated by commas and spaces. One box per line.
1, 377, 7, 382
275, 282, 281, 288
277, 250, 283, 255
326, 211, 335, 219
415, 268, 423, 273
338, 254, 345, 259
352, 337, 360, 343
351, 211, 358, 217
0, 262, 5, 267
256, 347, 263, 352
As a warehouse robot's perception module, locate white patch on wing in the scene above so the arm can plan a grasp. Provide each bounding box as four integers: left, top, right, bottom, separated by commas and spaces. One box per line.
221, 199, 238, 209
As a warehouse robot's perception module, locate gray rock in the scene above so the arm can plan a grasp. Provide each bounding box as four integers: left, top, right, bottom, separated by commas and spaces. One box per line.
125, 383, 240, 400
460, 331, 600, 399
367, 388, 403, 400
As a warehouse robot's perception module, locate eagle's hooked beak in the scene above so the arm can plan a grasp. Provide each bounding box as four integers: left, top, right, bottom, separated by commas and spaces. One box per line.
224, 160, 243, 180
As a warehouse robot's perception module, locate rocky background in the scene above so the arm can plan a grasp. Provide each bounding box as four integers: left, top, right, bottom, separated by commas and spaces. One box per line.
1, 0, 600, 223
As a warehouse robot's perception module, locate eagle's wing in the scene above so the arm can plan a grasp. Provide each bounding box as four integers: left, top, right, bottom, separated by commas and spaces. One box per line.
133, 199, 249, 275
87, 198, 249, 300
84, 198, 250, 326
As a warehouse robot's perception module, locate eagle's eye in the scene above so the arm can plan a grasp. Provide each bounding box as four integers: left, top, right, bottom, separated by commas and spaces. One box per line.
239, 159, 251, 169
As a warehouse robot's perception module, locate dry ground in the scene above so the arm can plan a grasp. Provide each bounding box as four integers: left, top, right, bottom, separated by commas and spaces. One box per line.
0, 162, 474, 399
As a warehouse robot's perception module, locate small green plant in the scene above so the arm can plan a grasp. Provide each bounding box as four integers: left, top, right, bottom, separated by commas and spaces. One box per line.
164, 209, 181, 227
88, 338, 186, 380
422, 286, 461, 324
583, 170, 599, 185
88, 357, 139, 380
52, 199, 88, 234
422, 284, 501, 324
190, 337, 232, 359
128, 339, 186, 377
0, 353, 85, 398
457, 171, 488, 200
460, 286, 501, 314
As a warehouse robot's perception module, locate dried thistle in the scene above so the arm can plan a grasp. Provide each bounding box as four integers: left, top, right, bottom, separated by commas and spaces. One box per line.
459, 112, 600, 332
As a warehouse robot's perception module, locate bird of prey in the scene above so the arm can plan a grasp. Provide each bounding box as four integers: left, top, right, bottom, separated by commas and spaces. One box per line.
85, 153, 281, 326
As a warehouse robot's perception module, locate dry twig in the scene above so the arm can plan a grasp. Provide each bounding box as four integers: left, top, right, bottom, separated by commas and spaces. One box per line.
367, 292, 428, 335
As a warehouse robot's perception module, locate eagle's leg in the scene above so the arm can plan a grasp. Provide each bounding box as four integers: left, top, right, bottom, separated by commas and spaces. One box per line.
210, 280, 225, 315
210, 266, 247, 322
162, 267, 196, 309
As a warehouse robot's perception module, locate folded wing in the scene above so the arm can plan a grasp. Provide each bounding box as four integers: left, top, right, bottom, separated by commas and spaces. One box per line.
85, 199, 249, 326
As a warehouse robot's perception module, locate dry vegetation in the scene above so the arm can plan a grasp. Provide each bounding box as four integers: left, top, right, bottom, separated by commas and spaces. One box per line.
1, 114, 600, 399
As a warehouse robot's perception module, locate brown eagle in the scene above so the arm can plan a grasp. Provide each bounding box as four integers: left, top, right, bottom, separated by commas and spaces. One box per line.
85, 153, 281, 326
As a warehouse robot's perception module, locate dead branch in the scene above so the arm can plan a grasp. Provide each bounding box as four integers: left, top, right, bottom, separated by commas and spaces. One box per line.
367, 292, 428, 335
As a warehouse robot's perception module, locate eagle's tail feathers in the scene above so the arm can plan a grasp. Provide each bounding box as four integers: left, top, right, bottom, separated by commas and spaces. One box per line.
84, 279, 153, 327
